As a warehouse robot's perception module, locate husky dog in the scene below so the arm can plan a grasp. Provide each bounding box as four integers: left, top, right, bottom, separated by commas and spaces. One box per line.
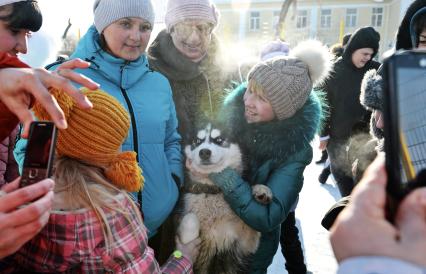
178, 122, 272, 274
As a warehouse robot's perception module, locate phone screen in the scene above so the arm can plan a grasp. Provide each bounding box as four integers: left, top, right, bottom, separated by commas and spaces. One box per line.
24, 122, 55, 168
393, 54, 426, 185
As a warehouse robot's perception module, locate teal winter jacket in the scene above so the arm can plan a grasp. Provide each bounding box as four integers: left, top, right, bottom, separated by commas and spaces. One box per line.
14, 26, 182, 237
209, 83, 322, 273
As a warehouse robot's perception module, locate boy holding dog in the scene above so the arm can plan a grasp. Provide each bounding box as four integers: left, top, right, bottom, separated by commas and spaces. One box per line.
208, 40, 331, 273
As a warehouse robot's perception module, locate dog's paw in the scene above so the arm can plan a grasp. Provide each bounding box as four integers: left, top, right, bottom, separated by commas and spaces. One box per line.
252, 184, 273, 204
177, 212, 200, 244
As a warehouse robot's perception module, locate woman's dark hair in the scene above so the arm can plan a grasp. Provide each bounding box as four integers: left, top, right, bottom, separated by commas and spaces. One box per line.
414, 12, 426, 42
0, 1, 42, 32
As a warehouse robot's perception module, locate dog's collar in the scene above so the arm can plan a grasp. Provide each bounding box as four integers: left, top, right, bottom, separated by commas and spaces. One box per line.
183, 182, 222, 195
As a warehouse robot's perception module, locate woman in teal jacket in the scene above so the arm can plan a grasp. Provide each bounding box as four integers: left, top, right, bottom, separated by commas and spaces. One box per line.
14, 0, 182, 239
208, 40, 331, 273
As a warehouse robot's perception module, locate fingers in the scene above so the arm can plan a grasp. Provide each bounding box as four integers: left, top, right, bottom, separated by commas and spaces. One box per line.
56, 58, 90, 70
1, 177, 20, 193
3, 190, 53, 227
394, 187, 426, 267
350, 155, 387, 217
0, 210, 50, 257
20, 115, 33, 139
36, 69, 93, 110
19, 71, 68, 129
359, 154, 387, 188
57, 69, 99, 91
396, 188, 426, 240
0, 179, 54, 213
56, 58, 99, 90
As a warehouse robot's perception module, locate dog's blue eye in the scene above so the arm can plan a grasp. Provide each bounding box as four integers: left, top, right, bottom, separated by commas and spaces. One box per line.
214, 137, 224, 145
195, 138, 203, 145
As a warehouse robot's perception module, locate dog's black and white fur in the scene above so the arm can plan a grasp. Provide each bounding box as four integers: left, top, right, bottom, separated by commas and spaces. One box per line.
177, 122, 272, 274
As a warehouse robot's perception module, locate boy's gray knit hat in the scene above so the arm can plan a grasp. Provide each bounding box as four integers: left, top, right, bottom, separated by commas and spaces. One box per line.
248, 57, 312, 120
93, 0, 155, 34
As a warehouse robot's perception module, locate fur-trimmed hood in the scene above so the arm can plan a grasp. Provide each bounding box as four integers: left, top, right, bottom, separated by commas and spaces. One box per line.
360, 68, 384, 140
396, 0, 426, 50
360, 69, 383, 111
342, 27, 380, 67
222, 83, 322, 164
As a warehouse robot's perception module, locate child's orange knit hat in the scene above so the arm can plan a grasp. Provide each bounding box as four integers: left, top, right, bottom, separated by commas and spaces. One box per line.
32, 87, 143, 192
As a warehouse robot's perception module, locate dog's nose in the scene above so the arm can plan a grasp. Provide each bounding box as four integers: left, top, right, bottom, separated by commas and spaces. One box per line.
199, 149, 211, 160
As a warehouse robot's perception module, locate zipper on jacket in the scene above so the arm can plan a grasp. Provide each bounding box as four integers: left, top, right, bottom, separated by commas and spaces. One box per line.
119, 62, 142, 209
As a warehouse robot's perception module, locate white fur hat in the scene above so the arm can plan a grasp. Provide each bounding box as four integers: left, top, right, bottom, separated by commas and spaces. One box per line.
0, 0, 28, 6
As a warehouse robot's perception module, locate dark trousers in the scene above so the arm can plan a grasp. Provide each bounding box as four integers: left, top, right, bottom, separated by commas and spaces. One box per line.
280, 212, 307, 274
327, 139, 355, 197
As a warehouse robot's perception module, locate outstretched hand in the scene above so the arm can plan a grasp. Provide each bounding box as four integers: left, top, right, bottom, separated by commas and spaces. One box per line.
330, 154, 426, 267
0, 59, 99, 138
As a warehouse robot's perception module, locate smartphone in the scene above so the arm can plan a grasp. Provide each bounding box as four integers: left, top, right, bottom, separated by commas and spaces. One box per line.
20, 121, 57, 187
384, 50, 426, 200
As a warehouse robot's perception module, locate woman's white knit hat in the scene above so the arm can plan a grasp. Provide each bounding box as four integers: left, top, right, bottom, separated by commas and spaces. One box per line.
93, 0, 155, 34
165, 0, 219, 32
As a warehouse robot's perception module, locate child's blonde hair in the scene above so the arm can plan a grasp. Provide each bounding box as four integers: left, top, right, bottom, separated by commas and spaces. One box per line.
248, 78, 266, 97
54, 156, 143, 253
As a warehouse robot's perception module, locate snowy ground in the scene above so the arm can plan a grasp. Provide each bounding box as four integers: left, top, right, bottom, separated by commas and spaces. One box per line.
268, 141, 341, 274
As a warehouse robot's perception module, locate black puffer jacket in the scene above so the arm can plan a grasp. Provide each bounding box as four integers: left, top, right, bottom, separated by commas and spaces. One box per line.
319, 27, 381, 140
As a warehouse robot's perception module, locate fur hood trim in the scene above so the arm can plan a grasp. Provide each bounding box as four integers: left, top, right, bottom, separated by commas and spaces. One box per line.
291, 40, 332, 86
223, 83, 321, 163
396, 0, 426, 50
360, 69, 383, 111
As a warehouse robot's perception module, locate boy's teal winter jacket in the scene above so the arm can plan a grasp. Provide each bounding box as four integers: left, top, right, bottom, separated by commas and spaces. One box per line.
14, 26, 182, 237
209, 83, 322, 273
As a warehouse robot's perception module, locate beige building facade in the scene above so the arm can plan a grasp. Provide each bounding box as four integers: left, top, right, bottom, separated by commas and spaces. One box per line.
213, 0, 414, 60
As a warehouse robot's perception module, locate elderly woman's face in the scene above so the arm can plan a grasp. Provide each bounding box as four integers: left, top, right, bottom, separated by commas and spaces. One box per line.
170, 19, 213, 62
103, 17, 152, 61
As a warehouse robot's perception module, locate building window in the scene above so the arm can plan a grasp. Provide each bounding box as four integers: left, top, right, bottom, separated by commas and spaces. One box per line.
372, 7, 383, 27
296, 10, 308, 29
320, 9, 331, 28
345, 8, 357, 27
250, 11, 260, 31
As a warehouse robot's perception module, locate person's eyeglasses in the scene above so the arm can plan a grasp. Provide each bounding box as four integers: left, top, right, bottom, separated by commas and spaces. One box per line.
173, 22, 213, 38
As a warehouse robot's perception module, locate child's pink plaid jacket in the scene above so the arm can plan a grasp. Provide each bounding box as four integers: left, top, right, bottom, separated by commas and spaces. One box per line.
1, 197, 192, 273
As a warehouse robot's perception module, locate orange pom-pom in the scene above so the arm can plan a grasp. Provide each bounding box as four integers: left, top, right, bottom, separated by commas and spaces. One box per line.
105, 151, 144, 192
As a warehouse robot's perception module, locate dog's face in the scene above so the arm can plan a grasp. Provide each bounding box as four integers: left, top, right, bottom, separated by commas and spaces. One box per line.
185, 123, 242, 175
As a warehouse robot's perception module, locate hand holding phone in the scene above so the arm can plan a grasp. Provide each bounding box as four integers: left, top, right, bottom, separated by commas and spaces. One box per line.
20, 122, 57, 188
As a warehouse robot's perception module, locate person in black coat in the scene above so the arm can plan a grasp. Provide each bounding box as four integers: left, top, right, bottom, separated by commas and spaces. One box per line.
318, 26, 381, 196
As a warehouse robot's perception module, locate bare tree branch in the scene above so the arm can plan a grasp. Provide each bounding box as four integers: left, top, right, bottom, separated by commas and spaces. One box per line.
276, 0, 297, 39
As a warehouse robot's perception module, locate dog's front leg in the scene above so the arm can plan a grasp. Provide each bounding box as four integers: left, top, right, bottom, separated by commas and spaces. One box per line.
177, 212, 200, 245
